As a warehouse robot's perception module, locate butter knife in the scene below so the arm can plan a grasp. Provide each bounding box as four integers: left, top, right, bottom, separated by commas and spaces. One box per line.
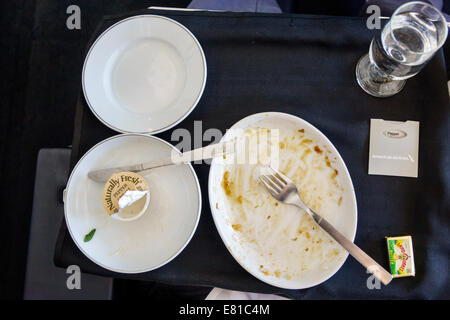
88, 140, 235, 183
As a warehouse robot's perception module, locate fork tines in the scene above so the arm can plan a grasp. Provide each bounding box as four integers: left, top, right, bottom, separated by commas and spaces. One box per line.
259, 166, 289, 196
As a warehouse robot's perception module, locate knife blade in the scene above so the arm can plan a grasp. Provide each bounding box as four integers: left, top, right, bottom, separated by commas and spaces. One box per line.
88, 140, 235, 183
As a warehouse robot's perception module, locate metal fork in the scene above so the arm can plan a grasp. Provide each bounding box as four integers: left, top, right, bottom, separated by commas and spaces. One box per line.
259, 166, 393, 285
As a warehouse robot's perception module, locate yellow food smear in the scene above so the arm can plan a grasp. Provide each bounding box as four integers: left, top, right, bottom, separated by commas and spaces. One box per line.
331, 169, 339, 179
232, 224, 242, 232
301, 148, 312, 160
222, 171, 233, 196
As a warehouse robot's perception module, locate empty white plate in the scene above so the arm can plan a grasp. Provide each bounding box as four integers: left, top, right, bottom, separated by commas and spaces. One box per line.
64, 134, 202, 273
82, 15, 207, 134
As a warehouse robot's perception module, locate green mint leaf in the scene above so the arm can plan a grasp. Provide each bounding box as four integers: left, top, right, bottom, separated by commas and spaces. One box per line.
84, 228, 96, 242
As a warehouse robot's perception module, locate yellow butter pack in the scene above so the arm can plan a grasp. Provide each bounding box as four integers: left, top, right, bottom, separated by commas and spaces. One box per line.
386, 235, 415, 278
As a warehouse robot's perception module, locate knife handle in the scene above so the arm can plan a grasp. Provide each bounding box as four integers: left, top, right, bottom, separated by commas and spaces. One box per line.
171, 140, 235, 164
138, 140, 235, 175
310, 210, 393, 286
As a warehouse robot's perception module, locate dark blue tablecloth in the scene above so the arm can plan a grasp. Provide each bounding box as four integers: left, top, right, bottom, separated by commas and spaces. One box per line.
55, 8, 450, 299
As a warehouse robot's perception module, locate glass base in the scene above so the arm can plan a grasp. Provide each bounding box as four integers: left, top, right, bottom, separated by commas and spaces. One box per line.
355, 54, 406, 98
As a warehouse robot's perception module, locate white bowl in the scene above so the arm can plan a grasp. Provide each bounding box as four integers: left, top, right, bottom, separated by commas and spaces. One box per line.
64, 134, 202, 273
82, 15, 207, 134
208, 112, 358, 289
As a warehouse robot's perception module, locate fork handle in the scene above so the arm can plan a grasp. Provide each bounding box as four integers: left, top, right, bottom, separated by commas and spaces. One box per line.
310, 210, 393, 285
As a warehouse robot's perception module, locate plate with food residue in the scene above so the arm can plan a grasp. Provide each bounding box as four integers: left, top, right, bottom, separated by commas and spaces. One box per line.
208, 112, 357, 289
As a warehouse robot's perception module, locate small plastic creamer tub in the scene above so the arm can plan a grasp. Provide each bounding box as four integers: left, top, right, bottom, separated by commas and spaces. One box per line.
114, 189, 150, 222
102, 171, 150, 222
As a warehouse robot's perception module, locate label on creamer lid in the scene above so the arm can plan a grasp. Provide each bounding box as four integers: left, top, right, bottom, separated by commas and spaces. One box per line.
102, 171, 148, 215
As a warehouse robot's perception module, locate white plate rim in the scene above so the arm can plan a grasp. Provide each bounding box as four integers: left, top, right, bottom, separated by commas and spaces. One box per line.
208, 112, 358, 289
81, 15, 207, 135
64, 133, 202, 274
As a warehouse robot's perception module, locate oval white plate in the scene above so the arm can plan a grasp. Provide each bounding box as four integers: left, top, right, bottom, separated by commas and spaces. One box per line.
208, 112, 357, 289
64, 134, 201, 273
82, 15, 207, 134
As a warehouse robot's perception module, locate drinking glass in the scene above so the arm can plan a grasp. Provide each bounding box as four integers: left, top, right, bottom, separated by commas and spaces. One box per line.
356, 1, 448, 97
